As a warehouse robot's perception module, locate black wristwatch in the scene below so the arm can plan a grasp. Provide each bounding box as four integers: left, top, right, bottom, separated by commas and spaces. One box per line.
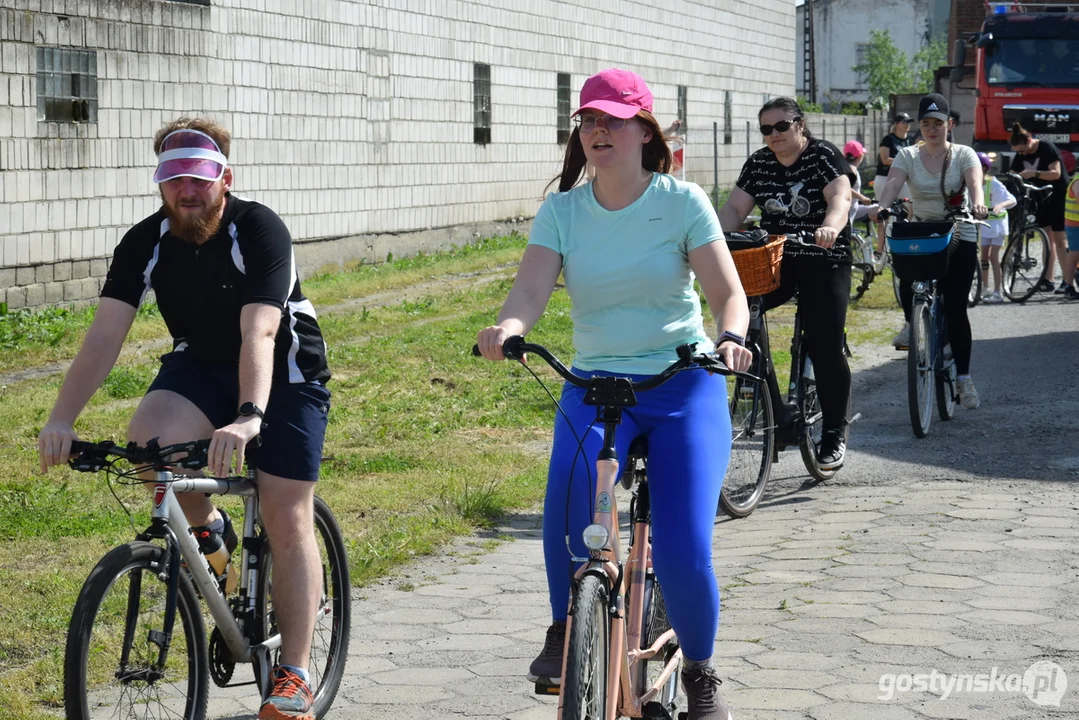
718, 331, 746, 347
238, 402, 265, 421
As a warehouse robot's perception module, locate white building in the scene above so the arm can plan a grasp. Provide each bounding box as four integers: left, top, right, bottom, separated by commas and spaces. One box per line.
796, 0, 950, 108
0, 0, 796, 309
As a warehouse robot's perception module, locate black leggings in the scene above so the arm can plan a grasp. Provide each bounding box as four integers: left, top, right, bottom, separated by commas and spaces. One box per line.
899, 241, 978, 375
763, 255, 852, 431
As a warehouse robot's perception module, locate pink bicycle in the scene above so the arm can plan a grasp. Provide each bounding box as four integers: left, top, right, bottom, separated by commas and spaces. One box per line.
475, 337, 753, 720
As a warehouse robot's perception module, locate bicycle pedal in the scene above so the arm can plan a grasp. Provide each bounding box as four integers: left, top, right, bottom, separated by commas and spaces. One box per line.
534, 680, 560, 696
849, 412, 863, 424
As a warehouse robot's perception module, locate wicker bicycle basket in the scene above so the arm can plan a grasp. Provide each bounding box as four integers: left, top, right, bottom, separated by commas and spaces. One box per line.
729, 234, 786, 296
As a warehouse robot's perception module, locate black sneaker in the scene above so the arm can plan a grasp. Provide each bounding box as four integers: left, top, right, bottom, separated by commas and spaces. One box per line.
1035, 278, 1056, 292
681, 666, 734, 720
1063, 285, 1079, 301
1054, 281, 1070, 294
527, 620, 566, 684
816, 429, 846, 470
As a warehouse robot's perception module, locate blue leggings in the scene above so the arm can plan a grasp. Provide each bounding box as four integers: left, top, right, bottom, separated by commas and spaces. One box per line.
542, 367, 731, 662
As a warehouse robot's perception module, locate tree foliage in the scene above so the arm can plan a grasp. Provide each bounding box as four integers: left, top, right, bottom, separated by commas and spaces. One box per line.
853, 30, 948, 109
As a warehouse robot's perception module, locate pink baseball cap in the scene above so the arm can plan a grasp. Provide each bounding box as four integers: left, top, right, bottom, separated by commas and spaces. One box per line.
153, 129, 228, 184
842, 140, 865, 158
573, 68, 654, 120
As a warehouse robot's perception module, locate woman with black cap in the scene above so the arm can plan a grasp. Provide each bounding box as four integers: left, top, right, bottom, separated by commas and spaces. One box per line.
876, 112, 913, 199
872, 93, 989, 410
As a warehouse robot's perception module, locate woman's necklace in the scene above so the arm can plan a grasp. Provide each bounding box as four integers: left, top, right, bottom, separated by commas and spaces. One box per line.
923, 144, 949, 160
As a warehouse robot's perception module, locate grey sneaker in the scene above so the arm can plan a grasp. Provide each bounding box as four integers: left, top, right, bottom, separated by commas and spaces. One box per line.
527, 620, 566, 684
983, 292, 1004, 304
681, 666, 734, 720
957, 376, 980, 410
892, 323, 910, 350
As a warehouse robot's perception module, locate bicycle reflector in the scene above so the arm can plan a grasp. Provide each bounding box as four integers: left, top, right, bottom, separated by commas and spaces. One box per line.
582, 523, 609, 551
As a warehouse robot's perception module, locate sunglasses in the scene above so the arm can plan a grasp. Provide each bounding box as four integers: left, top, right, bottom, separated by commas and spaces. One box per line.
759, 118, 802, 136
574, 114, 629, 133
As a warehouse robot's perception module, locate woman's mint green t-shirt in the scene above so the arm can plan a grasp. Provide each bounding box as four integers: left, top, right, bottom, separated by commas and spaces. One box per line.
528, 173, 724, 374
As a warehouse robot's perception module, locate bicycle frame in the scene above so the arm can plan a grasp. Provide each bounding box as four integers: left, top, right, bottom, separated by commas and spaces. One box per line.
744, 295, 808, 450
556, 420, 682, 719
141, 472, 292, 671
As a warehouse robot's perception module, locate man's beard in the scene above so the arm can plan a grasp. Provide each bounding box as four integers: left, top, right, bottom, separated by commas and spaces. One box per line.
161, 190, 226, 244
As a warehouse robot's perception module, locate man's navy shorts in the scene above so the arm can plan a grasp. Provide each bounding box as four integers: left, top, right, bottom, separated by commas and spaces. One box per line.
147, 351, 330, 481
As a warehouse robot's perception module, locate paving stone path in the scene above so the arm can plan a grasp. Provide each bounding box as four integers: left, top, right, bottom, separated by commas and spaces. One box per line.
208, 297, 1078, 719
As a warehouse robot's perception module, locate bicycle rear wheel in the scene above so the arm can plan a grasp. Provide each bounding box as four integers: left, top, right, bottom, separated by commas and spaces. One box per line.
65, 541, 208, 720
907, 300, 934, 438
636, 572, 681, 713
563, 574, 609, 720
797, 349, 847, 482
720, 373, 774, 518
1002, 226, 1050, 303
968, 264, 982, 307
255, 496, 351, 717
849, 264, 873, 303
936, 342, 957, 421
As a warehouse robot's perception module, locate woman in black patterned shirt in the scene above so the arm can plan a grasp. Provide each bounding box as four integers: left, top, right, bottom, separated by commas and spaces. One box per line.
719, 97, 853, 471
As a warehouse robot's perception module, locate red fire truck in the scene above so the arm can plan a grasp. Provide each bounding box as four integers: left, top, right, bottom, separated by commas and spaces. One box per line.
953, 1, 1078, 171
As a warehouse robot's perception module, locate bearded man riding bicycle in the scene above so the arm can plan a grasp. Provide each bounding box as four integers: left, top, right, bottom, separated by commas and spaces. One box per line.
37, 117, 331, 720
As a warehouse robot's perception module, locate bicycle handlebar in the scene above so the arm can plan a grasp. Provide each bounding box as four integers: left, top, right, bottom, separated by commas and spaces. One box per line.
471, 336, 759, 388
67, 438, 211, 473
1005, 172, 1053, 194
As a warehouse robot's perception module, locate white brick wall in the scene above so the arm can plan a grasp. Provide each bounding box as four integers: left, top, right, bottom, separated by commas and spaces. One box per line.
0, 0, 795, 289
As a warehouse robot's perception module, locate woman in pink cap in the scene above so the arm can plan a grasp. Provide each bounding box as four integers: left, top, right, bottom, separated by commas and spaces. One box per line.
476, 68, 745, 720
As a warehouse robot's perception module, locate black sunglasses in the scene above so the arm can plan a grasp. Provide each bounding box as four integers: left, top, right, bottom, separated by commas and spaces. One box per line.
759, 118, 802, 136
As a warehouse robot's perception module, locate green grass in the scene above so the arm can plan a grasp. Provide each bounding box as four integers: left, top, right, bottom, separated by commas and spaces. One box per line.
0, 230, 899, 718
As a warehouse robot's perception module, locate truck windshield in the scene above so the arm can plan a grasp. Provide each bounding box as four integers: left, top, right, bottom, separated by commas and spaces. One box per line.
985, 38, 1079, 87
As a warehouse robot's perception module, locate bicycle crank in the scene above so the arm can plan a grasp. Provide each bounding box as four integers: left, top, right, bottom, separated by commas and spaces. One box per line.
209, 627, 235, 687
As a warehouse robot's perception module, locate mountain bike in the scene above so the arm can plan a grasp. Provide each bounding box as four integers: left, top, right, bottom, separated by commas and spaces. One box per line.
720, 231, 854, 518
63, 438, 351, 720
472, 337, 753, 719
887, 215, 987, 438
999, 173, 1053, 303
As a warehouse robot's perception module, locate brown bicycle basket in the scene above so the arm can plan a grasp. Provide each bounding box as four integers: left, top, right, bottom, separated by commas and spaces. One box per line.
729, 234, 786, 296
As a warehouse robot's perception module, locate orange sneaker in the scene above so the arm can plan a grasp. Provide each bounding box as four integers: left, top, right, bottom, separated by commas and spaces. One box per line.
258, 667, 314, 720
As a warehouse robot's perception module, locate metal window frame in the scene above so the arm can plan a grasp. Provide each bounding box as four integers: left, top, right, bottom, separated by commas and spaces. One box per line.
36, 46, 98, 124
473, 63, 491, 145
556, 72, 571, 145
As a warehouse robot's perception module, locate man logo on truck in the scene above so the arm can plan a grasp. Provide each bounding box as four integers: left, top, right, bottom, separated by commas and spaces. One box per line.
1034, 113, 1070, 128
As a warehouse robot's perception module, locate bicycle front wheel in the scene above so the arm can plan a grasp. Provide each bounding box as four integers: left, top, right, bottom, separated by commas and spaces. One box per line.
64, 541, 208, 720
255, 496, 351, 717
907, 300, 934, 438
563, 574, 610, 720
1002, 226, 1050, 303
720, 373, 774, 518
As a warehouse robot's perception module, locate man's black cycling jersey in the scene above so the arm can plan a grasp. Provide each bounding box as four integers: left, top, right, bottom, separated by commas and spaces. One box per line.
101, 194, 330, 385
